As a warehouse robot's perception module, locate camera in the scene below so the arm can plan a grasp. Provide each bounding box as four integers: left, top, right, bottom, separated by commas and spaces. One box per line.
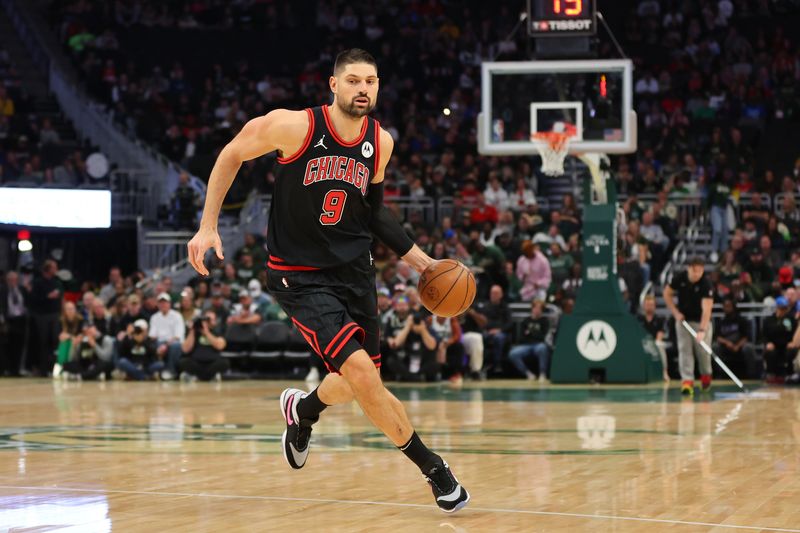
412, 314, 423, 325
133, 325, 143, 335
193, 316, 210, 334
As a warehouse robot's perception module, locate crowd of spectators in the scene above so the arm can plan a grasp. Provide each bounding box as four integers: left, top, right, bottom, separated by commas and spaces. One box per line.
0, 44, 93, 188
3, 0, 800, 383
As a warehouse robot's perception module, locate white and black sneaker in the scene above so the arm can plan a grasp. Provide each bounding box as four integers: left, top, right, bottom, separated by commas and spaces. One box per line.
423, 459, 470, 513
279, 388, 314, 469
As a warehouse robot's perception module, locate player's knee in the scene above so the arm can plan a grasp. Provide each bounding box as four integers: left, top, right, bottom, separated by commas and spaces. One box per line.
340, 350, 381, 391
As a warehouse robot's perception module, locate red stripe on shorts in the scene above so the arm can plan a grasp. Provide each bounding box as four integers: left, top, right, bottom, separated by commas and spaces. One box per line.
324, 322, 358, 355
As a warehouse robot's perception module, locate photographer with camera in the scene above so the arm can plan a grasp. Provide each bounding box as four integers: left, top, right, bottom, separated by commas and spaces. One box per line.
117, 319, 162, 380
179, 310, 228, 381
382, 295, 438, 381
62, 321, 115, 381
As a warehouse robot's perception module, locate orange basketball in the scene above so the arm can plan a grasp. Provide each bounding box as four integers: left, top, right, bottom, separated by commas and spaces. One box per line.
418, 259, 476, 317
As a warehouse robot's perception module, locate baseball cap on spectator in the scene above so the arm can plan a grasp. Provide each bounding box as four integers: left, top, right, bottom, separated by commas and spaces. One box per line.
687, 256, 704, 266
377, 287, 391, 298
239, 290, 252, 300
775, 296, 789, 308
778, 266, 793, 284
392, 282, 407, 294
157, 292, 171, 302
444, 229, 456, 240
133, 319, 149, 330
393, 294, 410, 305
248, 279, 262, 297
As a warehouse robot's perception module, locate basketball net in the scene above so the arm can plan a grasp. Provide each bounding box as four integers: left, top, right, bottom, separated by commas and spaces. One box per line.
531, 122, 577, 176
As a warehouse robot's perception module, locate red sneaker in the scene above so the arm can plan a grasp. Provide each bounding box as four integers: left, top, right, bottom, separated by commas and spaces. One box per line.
700, 374, 712, 392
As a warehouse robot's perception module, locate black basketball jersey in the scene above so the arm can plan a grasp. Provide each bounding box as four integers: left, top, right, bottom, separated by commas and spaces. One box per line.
266, 105, 381, 269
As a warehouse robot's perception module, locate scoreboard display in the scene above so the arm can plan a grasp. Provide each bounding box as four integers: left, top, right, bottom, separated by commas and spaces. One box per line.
528, 0, 597, 37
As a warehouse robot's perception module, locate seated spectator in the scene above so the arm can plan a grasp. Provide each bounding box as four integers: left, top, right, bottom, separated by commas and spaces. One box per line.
759, 235, 782, 269
235, 233, 267, 267
550, 210, 579, 240
762, 297, 798, 383
508, 300, 550, 383
78, 290, 95, 321
639, 295, 670, 382
716, 250, 742, 287
546, 242, 573, 293
54, 301, 83, 375
117, 319, 162, 380
178, 288, 200, 330
98, 267, 122, 305
640, 210, 669, 273
469, 193, 499, 228
62, 322, 115, 381
204, 288, 231, 321
516, 241, 551, 302
464, 284, 511, 375
469, 231, 507, 295
714, 298, 759, 379
148, 292, 185, 380
227, 290, 262, 326
108, 296, 129, 339
428, 313, 464, 383
236, 252, 256, 284
382, 295, 438, 381
744, 248, 774, 296
742, 194, 770, 232
533, 224, 567, 251
221, 263, 244, 295
246, 278, 271, 313
559, 194, 581, 231
508, 178, 536, 212
179, 310, 229, 382
484, 175, 510, 212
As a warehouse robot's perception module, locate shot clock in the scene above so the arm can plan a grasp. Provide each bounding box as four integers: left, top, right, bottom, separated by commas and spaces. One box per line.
528, 0, 597, 37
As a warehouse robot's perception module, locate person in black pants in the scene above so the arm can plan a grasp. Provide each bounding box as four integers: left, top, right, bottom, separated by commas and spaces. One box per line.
28, 260, 62, 376
0, 271, 30, 376
761, 296, 797, 383
179, 310, 229, 381
714, 298, 759, 379
464, 284, 511, 375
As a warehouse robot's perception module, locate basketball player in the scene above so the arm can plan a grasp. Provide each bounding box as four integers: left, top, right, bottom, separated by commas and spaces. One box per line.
187, 49, 470, 513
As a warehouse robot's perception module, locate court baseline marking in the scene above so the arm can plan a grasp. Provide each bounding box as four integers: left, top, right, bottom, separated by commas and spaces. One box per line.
0, 485, 798, 532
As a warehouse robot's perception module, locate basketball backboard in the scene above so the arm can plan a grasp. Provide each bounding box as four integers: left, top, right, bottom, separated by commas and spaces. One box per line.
478, 59, 636, 156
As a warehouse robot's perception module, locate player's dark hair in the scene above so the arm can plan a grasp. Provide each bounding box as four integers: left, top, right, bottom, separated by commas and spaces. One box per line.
334, 48, 377, 76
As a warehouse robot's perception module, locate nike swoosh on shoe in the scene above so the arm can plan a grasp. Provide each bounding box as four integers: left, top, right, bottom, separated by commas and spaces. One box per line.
436, 486, 464, 503
289, 442, 308, 465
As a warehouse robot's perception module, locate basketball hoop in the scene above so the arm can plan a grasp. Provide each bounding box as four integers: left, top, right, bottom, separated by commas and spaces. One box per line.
531, 123, 577, 176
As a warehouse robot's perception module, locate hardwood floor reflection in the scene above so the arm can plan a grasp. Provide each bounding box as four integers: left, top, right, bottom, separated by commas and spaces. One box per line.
0, 379, 798, 532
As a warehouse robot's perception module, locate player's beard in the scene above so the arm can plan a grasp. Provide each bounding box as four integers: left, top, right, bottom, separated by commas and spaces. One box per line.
337, 94, 376, 118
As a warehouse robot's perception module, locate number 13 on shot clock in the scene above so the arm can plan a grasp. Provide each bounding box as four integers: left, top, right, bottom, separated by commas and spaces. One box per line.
528, 0, 597, 36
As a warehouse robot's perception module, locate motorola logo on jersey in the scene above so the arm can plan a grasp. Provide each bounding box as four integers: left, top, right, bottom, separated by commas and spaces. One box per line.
303, 156, 371, 195
576, 320, 617, 361
361, 141, 374, 158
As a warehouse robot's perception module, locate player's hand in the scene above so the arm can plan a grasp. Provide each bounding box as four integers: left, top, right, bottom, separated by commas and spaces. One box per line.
695, 330, 705, 344
187, 227, 224, 276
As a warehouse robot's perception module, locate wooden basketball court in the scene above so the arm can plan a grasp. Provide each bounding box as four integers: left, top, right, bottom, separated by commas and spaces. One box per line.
0, 379, 798, 532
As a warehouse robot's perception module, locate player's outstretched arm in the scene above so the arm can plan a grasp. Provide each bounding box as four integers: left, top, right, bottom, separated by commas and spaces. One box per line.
368, 128, 433, 274
187, 109, 307, 275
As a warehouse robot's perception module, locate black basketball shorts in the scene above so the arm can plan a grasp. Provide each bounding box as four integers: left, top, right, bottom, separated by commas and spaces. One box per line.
266, 252, 380, 374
